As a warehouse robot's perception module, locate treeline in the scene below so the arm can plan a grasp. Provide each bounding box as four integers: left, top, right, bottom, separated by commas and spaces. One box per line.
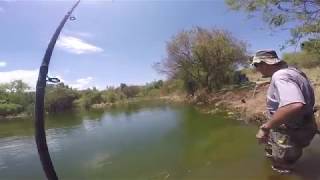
0, 79, 184, 116
0, 80, 34, 116
73, 79, 183, 110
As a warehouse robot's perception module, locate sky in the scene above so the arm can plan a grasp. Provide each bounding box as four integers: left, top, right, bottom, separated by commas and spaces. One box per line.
0, 0, 296, 90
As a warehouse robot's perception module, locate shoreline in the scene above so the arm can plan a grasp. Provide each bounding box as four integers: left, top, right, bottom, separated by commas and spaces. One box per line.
191, 83, 320, 128
0, 113, 30, 120
1, 84, 319, 129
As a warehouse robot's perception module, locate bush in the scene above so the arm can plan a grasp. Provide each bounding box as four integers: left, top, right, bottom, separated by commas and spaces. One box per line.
121, 86, 141, 98
160, 79, 184, 95
101, 90, 123, 103
25, 103, 35, 116
283, 51, 320, 68
45, 83, 78, 112
7, 92, 35, 110
145, 89, 161, 97
77, 92, 102, 109
0, 103, 23, 116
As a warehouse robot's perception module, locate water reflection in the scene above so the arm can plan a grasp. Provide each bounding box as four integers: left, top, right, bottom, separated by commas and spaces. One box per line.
0, 102, 319, 180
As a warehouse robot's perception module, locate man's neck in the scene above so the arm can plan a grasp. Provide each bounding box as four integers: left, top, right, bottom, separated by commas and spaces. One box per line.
270, 63, 288, 76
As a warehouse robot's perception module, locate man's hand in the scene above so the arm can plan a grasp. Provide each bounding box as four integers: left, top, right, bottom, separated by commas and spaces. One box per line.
256, 124, 270, 144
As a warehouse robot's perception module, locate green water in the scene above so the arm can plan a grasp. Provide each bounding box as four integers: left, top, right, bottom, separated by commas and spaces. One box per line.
0, 102, 319, 180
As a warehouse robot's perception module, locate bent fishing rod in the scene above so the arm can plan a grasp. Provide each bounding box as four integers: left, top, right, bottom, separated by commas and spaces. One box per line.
35, 1, 80, 179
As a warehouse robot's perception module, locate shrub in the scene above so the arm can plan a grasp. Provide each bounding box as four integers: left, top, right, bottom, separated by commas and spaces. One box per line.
45, 83, 78, 112
161, 79, 184, 95
283, 51, 320, 68
0, 104, 23, 116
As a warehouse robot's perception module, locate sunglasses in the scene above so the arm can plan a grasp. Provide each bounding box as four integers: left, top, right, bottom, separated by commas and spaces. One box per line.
253, 63, 262, 68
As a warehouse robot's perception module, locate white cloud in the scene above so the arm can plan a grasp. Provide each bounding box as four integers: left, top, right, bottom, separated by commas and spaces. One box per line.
64, 30, 94, 38
75, 32, 93, 38
0, 69, 38, 89
69, 77, 94, 90
57, 35, 103, 54
0, 70, 103, 91
0, 61, 7, 67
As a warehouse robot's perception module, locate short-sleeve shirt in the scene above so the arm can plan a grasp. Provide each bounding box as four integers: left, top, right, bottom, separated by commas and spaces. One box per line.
266, 66, 315, 127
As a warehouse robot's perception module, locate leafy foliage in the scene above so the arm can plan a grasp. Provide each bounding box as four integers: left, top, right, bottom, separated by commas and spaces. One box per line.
6, 80, 30, 93
76, 88, 103, 109
0, 78, 187, 117
0, 80, 34, 116
160, 79, 184, 95
301, 38, 320, 55
283, 51, 320, 68
226, 0, 320, 48
140, 80, 164, 96
45, 83, 78, 112
120, 84, 141, 98
0, 104, 23, 116
101, 87, 124, 103
155, 27, 248, 93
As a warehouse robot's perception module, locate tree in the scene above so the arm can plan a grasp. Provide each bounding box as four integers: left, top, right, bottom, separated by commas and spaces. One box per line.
45, 83, 78, 112
120, 83, 127, 90
0, 81, 34, 115
226, 0, 320, 48
75, 88, 103, 109
155, 27, 248, 92
121, 85, 141, 98
0, 84, 9, 104
7, 80, 30, 93
153, 80, 164, 89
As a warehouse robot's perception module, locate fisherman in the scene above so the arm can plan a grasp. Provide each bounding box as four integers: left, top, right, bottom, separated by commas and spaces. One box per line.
252, 50, 318, 173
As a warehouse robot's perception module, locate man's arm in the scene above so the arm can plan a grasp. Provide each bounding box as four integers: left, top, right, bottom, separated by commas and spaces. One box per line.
256, 102, 304, 144
262, 102, 304, 130
257, 76, 306, 143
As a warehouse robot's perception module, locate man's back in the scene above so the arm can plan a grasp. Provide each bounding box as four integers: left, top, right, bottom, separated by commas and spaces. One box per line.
267, 66, 315, 127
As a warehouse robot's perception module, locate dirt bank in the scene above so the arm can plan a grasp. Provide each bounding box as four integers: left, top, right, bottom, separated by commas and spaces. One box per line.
195, 82, 320, 128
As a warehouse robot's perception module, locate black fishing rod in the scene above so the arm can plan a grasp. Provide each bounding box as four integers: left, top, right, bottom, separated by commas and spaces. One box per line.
35, 1, 80, 179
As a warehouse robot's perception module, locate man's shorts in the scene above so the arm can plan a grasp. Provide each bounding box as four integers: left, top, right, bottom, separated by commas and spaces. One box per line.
266, 122, 317, 164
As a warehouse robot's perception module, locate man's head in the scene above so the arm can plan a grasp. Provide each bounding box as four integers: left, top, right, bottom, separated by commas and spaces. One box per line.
252, 50, 284, 77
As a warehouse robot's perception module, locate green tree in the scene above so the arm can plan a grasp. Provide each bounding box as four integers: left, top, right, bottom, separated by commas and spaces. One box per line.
45, 83, 78, 112
7, 80, 30, 93
121, 85, 141, 98
0, 84, 9, 104
155, 27, 248, 92
75, 87, 107, 109
120, 83, 127, 90
101, 87, 124, 103
226, 0, 320, 48
0, 104, 23, 116
0, 81, 34, 115
153, 80, 164, 89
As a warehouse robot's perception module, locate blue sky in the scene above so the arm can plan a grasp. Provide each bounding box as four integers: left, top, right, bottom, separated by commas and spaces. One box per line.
0, 0, 295, 90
